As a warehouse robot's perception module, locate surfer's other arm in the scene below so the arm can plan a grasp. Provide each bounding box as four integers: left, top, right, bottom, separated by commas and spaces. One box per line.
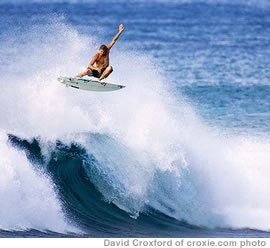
107, 24, 124, 50
87, 53, 100, 72
76, 53, 100, 78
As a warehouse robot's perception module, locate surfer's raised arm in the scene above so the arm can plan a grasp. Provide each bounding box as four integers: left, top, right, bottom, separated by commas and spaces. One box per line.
107, 24, 124, 50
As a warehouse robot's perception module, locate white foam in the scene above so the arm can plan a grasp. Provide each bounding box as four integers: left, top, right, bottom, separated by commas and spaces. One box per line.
0, 130, 77, 232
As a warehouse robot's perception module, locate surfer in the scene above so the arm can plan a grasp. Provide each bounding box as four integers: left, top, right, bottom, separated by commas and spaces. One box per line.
76, 24, 124, 81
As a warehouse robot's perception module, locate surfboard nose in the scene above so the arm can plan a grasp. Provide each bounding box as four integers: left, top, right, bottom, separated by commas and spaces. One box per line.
57, 77, 65, 83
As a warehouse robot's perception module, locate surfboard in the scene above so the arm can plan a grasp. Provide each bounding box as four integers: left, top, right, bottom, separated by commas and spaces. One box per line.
57, 76, 125, 92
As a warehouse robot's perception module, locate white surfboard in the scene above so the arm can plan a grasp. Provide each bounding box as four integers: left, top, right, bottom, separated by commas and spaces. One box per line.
57, 76, 125, 92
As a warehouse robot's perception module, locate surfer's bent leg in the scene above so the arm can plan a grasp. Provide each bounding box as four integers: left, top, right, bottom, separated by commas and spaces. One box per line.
76, 67, 93, 78
99, 66, 113, 81
76, 71, 88, 78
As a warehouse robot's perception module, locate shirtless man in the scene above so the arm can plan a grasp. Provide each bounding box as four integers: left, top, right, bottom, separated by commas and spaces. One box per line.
76, 24, 124, 81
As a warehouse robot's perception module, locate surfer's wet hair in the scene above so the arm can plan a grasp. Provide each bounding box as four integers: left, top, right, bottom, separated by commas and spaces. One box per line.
99, 44, 108, 55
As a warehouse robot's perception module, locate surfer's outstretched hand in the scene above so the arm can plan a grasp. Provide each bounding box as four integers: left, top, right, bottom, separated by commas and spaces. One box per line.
119, 24, 124, 33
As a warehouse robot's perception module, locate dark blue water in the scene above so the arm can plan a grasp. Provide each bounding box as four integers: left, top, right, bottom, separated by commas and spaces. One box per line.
0, 0, 270, 238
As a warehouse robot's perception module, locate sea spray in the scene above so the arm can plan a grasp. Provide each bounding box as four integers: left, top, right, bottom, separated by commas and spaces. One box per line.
1, 16, 270, 232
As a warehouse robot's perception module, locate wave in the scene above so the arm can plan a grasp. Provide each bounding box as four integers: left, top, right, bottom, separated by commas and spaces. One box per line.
6, 133, 270, 237
0, 131, 76, 233
7, 133, 206, 237
0, 19, 270, 235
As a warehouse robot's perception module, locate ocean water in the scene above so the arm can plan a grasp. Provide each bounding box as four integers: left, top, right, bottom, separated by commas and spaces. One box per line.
0, 0, 270, 238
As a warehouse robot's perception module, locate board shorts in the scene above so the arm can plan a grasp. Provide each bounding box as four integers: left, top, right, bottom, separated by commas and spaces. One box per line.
87, 67, 107, 78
